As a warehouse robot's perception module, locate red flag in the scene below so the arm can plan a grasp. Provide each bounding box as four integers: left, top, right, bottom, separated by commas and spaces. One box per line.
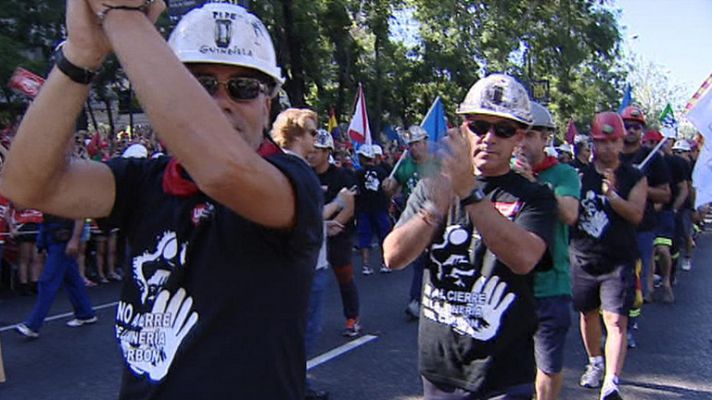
347, 84, 371, 145
8, 67, 45, 98
565, 119, 578, 144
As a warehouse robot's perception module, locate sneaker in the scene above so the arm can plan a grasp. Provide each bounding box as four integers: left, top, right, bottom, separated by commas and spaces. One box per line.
16, 323, 39, 339
580, 363, 604, 388
405, 299, 420, 320
600, 385, 623, 400
627, 331, 637, 349
362, 266, 374, 276
342, 319, 361, 337
66, 316, 98, 327
379, 264, 392, 273
84, 278, 97, 287
681, 258, 692, 271
98, 276, 109, 284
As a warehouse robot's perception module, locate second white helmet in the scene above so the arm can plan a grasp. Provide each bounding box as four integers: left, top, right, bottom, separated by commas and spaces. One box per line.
530, 102, 556, 129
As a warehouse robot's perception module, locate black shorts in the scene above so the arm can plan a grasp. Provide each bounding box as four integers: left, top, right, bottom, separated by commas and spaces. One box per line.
15, 223, 39, 243
654, 210, 675, 247
534, 296, 571, 374
327, 234, 353, 267
572, 262, 636, 315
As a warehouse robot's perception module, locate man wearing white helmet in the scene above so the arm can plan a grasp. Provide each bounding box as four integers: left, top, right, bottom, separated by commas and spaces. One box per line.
0, 2, 323, 399
382, 124, 440, 320
384, 74, 556, 399
514, 102, 580, 400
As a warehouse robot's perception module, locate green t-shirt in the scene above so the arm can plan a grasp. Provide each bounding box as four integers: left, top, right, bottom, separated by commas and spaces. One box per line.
534, 162, 581, 298
394, 156, 440, 199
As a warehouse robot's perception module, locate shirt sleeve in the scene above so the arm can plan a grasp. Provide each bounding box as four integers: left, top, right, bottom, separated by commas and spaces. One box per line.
263, 154, 324, 251
99, 157, 163, 231
554, 164, 581, 199
513, 183, 557, 268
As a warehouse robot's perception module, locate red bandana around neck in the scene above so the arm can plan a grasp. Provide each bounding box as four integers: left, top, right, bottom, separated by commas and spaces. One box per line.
162, 138, 283, 197
531, 155, 559, 175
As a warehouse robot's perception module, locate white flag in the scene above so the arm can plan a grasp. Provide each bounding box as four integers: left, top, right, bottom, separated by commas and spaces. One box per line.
347, 84, 372, 146
686, 77, 712, 208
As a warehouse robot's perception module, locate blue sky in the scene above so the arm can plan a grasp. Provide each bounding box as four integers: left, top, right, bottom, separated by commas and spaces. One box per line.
617, 0, 712, 94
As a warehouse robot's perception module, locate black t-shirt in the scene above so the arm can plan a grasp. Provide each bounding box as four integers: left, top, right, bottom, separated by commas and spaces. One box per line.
620, 148, 670, 231
355, 164, 389, 213
397, 171, 556, 394
101, 154, 322, 400
663, 154, 690, 210
569, 158, 588, 173
570, 163, 644, 272
317, 163, 357, 241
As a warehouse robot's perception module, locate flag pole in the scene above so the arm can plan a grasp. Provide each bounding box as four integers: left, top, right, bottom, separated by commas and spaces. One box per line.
635, 138, 668, 171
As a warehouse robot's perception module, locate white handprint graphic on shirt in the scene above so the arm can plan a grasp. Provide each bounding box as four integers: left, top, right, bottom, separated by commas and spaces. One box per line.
120, 288, 199, 382
452, 275, 515, 341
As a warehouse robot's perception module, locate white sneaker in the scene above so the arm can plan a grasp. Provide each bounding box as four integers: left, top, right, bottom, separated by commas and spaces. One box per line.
362, 266, 374, 275
66, 316, 98, 327
379, 265, 392, 273
681, 258, 692, 271
16, 323, 39, 339
580, 363, 604, 388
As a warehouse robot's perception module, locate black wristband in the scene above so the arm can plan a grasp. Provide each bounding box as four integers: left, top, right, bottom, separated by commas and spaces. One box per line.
55, 46, 96, 85
460, 187, 486, 207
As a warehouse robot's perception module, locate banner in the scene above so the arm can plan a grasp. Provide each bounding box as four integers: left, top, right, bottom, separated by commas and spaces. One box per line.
420, 96, 448, 143
658, 103, 678, 138
347, 84, 371, 146
8, 67, 45, 98
686, 74, 712, 208
617, 84, 632, 113
565, 119, 578, 144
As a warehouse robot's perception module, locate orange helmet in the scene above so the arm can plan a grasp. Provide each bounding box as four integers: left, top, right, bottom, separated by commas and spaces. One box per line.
620, 105, 646, 125
591, 112, 625, 140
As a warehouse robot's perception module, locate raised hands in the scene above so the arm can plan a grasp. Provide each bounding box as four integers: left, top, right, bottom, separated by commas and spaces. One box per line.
441, 125, 478, 199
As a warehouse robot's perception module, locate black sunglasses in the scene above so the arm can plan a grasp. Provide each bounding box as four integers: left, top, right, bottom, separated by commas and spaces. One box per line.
624, 122, 643, 131
466, 120, 521, 139
195, 75, 268, 101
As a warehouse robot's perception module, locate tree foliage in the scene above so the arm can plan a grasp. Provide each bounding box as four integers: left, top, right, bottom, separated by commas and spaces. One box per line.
1, 0, 629, 140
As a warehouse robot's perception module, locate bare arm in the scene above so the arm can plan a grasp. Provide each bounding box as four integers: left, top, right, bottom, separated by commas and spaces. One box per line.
383, 213, 440, 269
96, 8, 295, 229
607, 177, 647, 225
557, 196, 579, 226
648, 183, 670, 204
672, 181, 689, 211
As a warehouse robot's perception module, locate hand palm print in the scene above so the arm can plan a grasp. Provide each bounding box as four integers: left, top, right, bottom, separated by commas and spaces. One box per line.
456, 275, 515, 341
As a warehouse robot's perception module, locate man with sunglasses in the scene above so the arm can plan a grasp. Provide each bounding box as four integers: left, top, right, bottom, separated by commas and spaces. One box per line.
620, 106, 671, 302
0, 2, 323, 399
514, 102, 580, 400
570, 112, 647, 400
384, 74, 557, 399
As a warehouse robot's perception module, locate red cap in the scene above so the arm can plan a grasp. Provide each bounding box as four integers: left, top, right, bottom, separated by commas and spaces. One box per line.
642, 130, 663, 143
620, 105, 646, 125
591, 112, 625, 140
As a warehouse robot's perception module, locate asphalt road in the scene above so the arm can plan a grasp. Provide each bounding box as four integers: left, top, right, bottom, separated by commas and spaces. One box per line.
1, 232, 711, 399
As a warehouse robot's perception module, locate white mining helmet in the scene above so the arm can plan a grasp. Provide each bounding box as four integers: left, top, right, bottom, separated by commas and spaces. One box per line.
168, 2, 284, 96
457, 74, 532, 126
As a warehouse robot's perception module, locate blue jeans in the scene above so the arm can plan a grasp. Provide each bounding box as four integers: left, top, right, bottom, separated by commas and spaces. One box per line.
305, 267, 330, 356
636, 231, 655, 297
26, 242, 95, 332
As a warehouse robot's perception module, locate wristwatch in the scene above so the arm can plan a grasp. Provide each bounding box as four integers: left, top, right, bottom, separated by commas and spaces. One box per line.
460, 187, 486, 207
55, 45, 96, 85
